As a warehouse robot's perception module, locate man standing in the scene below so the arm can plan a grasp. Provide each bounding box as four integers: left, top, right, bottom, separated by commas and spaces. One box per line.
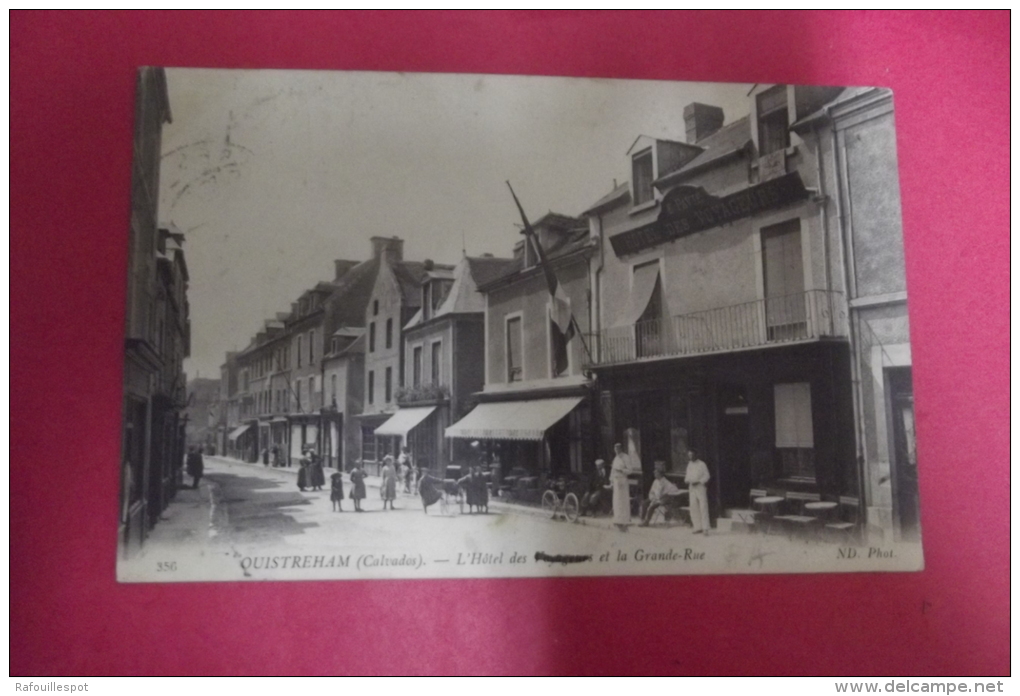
638, 464, 682, 527
185, 446, 204, 490
684, 449, 711, 535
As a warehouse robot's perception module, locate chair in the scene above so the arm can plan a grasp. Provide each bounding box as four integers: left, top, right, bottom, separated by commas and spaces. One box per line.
824, 496, 862, 545
773, 491, 822, 540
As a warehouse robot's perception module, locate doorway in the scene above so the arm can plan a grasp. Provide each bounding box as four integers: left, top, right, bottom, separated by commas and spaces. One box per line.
886, 367, 919, 541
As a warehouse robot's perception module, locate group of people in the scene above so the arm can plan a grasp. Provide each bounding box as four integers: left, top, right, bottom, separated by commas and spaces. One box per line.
580, 443, 711, 534
319, 446, 416, 513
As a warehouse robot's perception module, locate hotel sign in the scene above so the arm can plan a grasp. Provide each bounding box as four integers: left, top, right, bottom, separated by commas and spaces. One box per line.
609, 172, 809, 257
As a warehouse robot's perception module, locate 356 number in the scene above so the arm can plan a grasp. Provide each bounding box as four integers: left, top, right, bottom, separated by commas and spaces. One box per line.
156, 561, 177, 572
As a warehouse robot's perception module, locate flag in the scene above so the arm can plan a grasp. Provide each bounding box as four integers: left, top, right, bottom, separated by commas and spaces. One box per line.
507, 182, 576, 377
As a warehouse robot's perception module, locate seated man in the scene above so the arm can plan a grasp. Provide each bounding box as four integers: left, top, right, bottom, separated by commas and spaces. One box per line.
638, 465, 683, 527
579, 459, 611, 517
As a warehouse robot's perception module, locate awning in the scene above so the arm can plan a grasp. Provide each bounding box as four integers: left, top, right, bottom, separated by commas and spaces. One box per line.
445, 397, 583, 441
620, 263, 661, 326
373, 406, 437, 438
227, 424, 252, 442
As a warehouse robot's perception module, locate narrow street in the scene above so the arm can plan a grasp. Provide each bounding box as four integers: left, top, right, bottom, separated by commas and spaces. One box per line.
119, 456, 922, 583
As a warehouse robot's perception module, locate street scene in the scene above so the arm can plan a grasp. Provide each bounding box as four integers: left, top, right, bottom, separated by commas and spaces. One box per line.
119, 68, 923, 582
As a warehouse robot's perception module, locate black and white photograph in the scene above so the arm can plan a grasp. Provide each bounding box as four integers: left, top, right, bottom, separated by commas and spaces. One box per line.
118, 68, 923, 582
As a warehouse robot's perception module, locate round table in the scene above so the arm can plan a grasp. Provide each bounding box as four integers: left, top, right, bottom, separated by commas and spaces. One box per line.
753, 496, 784, 534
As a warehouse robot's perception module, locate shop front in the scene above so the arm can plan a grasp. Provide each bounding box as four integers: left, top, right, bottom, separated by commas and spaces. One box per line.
593, 341, 856, 525
374, 405, 442, 474
445, 394, 592, 502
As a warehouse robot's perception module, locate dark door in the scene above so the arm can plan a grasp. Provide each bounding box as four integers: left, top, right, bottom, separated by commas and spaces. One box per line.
638, 392, 671, 493
717, 384, 751, 509
886, 367, 919, 541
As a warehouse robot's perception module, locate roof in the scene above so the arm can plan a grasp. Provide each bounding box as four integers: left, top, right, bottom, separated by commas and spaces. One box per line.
332, 326, 365, 338
655, 116, 752, 186
477, 226, 591, 291
327, 256, 382, 327
790, 86, 882, 132
391, 261, 430, 307
582, 181, 631, 215
404, 255, 515, 329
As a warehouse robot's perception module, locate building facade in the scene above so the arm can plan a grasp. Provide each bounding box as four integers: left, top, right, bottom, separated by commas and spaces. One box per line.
793, 87, 917, 541
356, 238, 437, 471
584, 86, 857, 526
121, 68, 189, 557
447, 214, 595, 500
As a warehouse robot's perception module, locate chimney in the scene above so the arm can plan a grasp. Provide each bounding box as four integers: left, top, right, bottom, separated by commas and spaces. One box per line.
423, 259, 434, 271
334, 259, 357, 281
370, 236, 404, 262
684, 103, 725, 144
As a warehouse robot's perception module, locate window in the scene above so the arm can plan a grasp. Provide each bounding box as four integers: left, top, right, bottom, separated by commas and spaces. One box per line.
757, 85, 789, 156
506, 316, 523, 382
373, 300, 379, 316
368, 370, 375, 405
297, 335, 303, 368
295, 380, 303, 412
308, 330, 315, 364
385, 366, 392, 403
632, 149, 654, 206
774, 382, 814, 480
331, 375, 337, 404
369, 322, 376, 352
431, 340, 442, 385
422, 285, 432, 321
385, 318, 393, 349
413, 345, 423, 387
762, 219, 807, 341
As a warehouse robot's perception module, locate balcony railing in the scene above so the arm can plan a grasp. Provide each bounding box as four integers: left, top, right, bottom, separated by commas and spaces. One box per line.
586, 290, 846, 367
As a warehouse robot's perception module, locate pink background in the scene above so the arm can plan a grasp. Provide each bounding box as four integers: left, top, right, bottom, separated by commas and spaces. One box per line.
10, 11, 1009, 675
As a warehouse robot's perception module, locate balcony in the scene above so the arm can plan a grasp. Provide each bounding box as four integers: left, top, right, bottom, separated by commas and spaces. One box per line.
586, 290, 847, 367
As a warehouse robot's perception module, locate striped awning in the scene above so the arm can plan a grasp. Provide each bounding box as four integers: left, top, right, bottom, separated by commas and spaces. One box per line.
445, 397, 583, 441
373, 406, 437, 438
227, 424, 252, 442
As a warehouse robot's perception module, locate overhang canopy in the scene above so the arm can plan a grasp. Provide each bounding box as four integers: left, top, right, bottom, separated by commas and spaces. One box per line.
445, 397, 583, 441
373, 406, 437, 438
227, 424, 251, 442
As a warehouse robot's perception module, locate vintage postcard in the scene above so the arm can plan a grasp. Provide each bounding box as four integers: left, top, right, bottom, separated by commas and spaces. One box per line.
118, 68, 922, 582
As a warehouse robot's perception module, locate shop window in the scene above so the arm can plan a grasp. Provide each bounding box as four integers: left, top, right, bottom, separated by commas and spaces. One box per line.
757, 85, 789, 156
361, 425, 377, 463
506, 316, 523, 382
774, 382, 815, 480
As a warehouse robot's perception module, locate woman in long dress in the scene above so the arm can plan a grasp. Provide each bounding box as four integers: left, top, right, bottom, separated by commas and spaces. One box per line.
349, 464, 367, 512
610, 443, 632, 531
380, 455, 397, 511
417, 470, 444, 513
309, 451, 326, 491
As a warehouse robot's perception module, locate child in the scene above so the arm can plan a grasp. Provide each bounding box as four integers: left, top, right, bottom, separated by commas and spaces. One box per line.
330, 471, 345, 512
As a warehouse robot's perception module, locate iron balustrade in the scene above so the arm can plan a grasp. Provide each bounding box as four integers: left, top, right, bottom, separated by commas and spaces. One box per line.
586, 290, 846, 366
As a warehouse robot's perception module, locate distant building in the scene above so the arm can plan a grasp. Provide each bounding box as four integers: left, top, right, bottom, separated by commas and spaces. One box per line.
358, 237, 445, 471
377, 254, 515, 476
184, 376, 220, 452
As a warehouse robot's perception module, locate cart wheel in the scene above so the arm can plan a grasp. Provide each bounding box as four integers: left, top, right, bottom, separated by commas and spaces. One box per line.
563, 493, 580, 523
541, 490, 558, 518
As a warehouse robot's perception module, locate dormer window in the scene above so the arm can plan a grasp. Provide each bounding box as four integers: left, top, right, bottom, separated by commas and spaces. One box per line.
757, 85, 789, 156
632, 149, 654, 207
